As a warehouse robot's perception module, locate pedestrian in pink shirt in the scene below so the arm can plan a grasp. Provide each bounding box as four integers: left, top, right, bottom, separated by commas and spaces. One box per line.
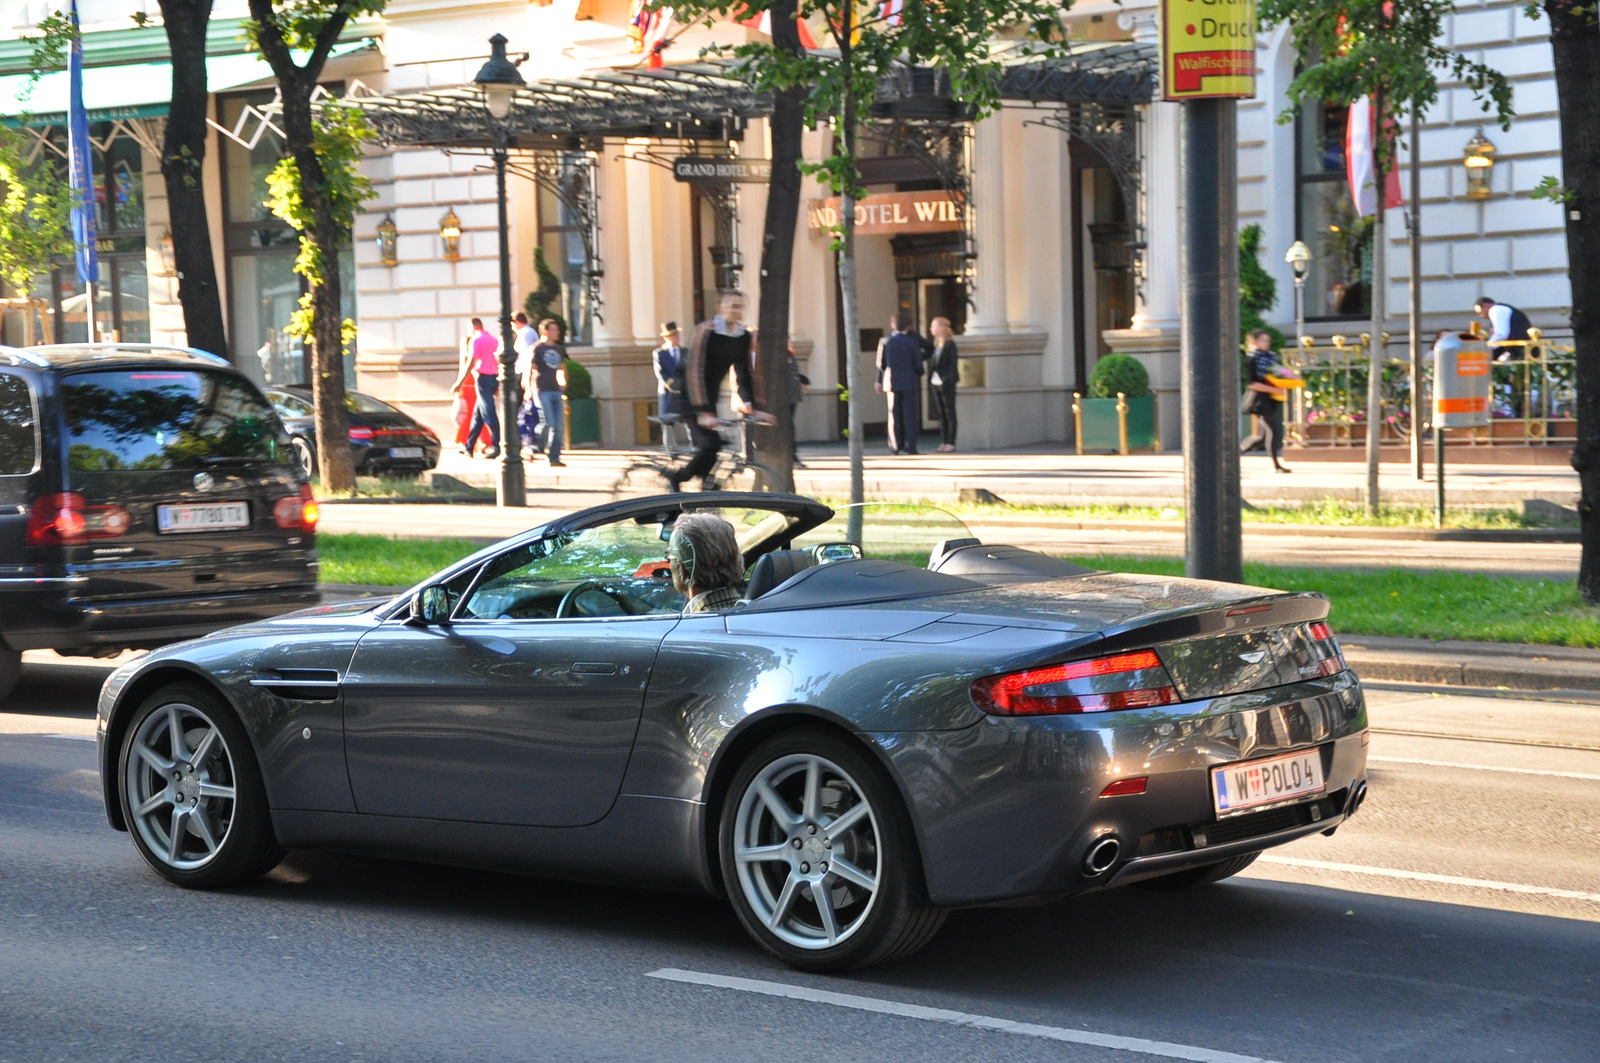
450, 317, 502, 458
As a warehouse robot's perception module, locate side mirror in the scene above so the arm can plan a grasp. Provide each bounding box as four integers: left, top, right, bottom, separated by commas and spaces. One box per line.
408, 586, 453, 625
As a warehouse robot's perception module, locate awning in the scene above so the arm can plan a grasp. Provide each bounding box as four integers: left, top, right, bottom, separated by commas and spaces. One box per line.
1, 41, 373, 127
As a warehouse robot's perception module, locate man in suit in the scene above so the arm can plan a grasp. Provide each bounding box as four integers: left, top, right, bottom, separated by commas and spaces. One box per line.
874, 311, 924, 454
653, 321, 683, 420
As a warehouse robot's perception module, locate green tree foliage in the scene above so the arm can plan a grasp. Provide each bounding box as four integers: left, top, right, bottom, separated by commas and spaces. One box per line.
263, 103, 375, 346
246, 0, 387, 495
1088, 353, 1150, 399
1238, 223, 1284, 350
0, 128, 72, 296
1257, 0, 1513, 148
563, 356, 593, 400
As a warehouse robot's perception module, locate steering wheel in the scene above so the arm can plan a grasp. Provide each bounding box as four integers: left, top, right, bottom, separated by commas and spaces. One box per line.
556, 581, 625, 618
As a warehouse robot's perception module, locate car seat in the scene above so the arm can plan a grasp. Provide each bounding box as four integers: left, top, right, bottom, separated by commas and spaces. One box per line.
745, 549, 816, 599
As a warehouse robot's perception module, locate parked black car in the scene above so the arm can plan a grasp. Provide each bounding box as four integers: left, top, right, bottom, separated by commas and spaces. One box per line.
264, 385, 441, 476
0, 345, 320, 703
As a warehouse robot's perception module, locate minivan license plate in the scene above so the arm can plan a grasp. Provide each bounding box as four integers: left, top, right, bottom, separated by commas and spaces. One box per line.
1212, 749, 1324, 817
157, 502, 250, 534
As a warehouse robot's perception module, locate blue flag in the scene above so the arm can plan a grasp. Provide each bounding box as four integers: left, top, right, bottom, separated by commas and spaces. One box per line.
67, 0, 98, 289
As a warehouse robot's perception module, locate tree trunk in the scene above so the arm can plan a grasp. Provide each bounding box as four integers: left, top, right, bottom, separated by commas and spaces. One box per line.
752, 0, 804, 493
1548, 1, 1600, 602
839, 53, 864, 544
247, 0, 356, 495
156, 0, 228, 358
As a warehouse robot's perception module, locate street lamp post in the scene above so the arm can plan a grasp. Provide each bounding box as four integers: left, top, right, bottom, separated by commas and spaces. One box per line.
1285, 240, 1311, 349
473, 34, 527, 508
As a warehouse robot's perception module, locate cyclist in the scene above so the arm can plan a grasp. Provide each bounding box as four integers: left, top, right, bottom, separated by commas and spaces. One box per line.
667, 290, 773, 491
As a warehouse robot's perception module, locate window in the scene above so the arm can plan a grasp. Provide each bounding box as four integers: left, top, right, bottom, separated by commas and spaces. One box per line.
267, 390, 313, 418
60, 369, 290, 471
1296, 99, 1371, 320
460, 525, 689, 620
537, 154, 593, 344
0, 373, 38, 476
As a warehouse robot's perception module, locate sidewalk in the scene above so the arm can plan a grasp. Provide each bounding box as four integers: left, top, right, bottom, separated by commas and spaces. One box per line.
433, 441, 1581, 509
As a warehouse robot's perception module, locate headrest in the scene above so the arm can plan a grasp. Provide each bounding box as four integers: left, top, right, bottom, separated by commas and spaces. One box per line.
745, 549, 816, 599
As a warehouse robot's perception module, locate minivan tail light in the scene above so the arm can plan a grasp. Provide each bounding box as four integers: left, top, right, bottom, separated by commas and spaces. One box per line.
971, 650, 1180, 716
274, 485, 319, 532
1307, 621, 1346, 677
26, 493, 129, 545
348, 426, 374, 442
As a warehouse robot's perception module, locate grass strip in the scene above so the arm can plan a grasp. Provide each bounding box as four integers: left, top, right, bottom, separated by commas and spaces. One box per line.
314, 533, 1600, 648
1069, 555, 1600, 648
319, 532, 485, 588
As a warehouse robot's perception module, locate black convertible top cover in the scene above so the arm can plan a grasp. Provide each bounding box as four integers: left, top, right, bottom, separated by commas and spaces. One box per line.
741, 558, 979, 611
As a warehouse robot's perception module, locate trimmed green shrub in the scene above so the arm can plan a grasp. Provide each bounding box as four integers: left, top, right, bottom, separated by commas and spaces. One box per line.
564, 357, 594, 399
1088, 353, 1150, 399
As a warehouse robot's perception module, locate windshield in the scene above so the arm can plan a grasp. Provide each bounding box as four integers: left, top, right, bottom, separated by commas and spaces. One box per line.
61, 369, 292, 471
791, 502, 973, 569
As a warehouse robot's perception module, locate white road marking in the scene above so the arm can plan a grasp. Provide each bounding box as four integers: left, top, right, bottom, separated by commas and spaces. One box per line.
647, 968, 1284, 1063
1256, 856, 1600, 904
1367, 755, 1600, 782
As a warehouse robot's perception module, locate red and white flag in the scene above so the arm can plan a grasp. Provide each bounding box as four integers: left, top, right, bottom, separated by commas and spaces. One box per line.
1346, 97, 1403, 216
734, 3, 819, 47
880, 0, 904, 26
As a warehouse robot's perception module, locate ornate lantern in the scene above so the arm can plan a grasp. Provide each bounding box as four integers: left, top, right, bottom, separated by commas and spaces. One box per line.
1463, 129, 1496, 201
376, 213, 399, 267
439, 209, 462, 262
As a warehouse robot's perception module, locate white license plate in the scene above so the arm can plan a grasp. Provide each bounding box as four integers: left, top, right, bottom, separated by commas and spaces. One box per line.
156, 502, 250, 534
389, 447, 424, 458
1212, 748, 1325, 817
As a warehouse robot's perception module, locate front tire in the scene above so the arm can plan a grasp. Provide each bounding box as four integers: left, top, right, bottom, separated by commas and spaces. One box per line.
117, 683, 283, 888
719, 729, 945, 971
291, 436, 316, 477
1134, 851, 1260, 892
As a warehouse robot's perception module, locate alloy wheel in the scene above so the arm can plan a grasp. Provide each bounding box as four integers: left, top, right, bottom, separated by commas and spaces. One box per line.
732, 753, 881, 950
125, 702, 238, 871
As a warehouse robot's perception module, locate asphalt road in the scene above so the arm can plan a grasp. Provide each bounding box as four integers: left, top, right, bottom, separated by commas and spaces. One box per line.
2, 656, 1597, 1063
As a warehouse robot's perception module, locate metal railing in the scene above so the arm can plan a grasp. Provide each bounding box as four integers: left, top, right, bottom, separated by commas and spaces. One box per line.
1279, 327, 1577, 449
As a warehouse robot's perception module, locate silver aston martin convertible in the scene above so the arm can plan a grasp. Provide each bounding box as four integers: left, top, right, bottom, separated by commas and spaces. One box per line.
96, 493, 1369, 971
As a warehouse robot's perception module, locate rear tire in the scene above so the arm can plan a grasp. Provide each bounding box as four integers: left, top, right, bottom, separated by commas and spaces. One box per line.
719, 728, 945, 972
612, 461, 674, 499
1134, 851, 1260, 892
0, 647, 20, 704
117, 683, 284, 888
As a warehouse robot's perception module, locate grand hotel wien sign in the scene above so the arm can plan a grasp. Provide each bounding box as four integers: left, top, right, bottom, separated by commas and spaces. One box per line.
1160, 0, 1257, 100
805, 191, 964, 237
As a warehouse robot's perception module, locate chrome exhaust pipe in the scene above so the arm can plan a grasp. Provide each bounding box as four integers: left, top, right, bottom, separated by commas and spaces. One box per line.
1346, 780, 1368, 816
1083, 836, 1121, 876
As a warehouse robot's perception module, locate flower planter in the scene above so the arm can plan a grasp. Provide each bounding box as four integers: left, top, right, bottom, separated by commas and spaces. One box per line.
1073, 392, 1158, 455
565, 396, 601, 447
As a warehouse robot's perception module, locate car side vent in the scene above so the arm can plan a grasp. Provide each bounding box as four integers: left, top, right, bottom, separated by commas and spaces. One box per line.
249, 668, 341, 701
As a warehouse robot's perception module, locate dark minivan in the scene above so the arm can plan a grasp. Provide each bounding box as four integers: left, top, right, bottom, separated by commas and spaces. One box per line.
0, 345, 319, 702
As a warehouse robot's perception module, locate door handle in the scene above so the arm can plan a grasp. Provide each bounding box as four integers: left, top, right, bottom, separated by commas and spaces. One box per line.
571, 661, 619, 675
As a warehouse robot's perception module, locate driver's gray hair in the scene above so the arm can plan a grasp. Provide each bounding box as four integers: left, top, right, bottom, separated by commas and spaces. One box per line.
673, 512, 744, 590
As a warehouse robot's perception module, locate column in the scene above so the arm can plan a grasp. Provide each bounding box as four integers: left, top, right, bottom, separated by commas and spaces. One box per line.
625, 143, 659, 346
1122, 9, 1179, 331
966, 112, 1009, 333
591, 150, 633, 345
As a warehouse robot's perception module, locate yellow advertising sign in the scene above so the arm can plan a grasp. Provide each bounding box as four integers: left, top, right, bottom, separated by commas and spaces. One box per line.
1160, 0, 1257, 101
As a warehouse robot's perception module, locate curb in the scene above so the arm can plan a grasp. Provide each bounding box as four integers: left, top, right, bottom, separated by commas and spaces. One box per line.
1343, 635, 1600, 694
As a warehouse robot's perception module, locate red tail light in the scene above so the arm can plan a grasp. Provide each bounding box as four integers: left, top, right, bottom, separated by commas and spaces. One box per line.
1307, 622, 1346, 677
1100, 777, 1148, 797
971, 650, 1180, 716
348, 426, 374, 442
274, 485, 319, 532
26, 493, 130, 545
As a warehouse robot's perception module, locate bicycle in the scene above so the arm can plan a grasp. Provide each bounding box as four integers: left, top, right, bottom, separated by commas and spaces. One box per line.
611, 414, 779, 498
